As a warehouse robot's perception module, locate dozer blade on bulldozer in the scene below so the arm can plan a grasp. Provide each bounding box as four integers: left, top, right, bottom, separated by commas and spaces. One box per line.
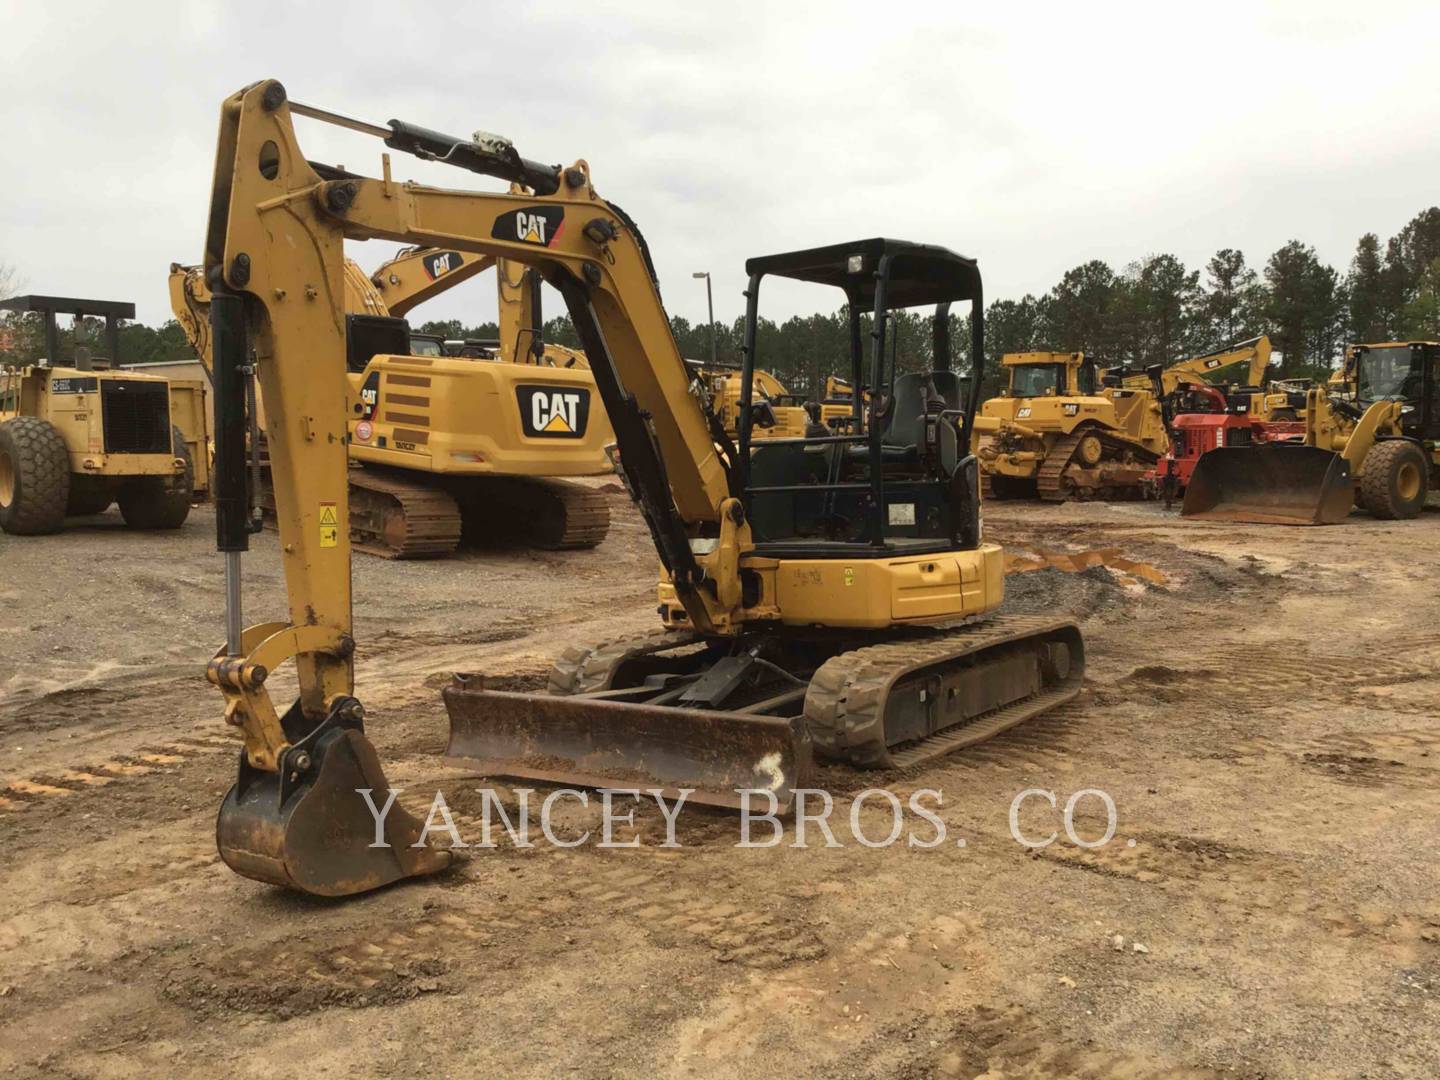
1182, 444, 1353, 525
443, 679, 813, 812
217, 697, 453, 897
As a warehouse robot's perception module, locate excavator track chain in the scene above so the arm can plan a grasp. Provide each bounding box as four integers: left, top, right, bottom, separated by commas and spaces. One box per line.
549, 628, 704, 696
804, 614, 1085, 769
458, 477, 611, 551
257, 468, 610, 556
349, 469, 463, 559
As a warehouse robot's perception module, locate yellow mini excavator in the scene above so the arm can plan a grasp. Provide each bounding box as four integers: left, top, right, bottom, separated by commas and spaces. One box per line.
1184, 341, 1440, 523
171, 239, 614, 556
972, 351, 1168, 500
198, 80, 1083, 896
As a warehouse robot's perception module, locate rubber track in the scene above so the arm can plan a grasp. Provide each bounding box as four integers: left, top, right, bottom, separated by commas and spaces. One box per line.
548, 627, 702, 695
348, 470, 462, 559
804, 613, 1084, 768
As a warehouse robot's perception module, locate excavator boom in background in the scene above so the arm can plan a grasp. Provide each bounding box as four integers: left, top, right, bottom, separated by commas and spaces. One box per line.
1139, 335, 1301, 498
171, 236, 615, 556
199, 79, 1082, 896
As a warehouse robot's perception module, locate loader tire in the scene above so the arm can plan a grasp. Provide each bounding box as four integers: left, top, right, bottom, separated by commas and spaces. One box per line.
0, 417, 71, 536
118, 426, 193, 530
1360, 439, 1427, 521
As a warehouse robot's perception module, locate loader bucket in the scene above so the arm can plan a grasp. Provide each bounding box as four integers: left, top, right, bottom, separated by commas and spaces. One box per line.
442, 682, 812, 813
217, 708, 453, 897
1182, 445, 1353, 525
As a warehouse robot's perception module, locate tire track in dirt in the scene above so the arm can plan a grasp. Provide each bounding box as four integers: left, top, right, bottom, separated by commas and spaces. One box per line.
913, 1003, 1223, 1079
0, 731, 238, 816
1035, 827, 1440, 957
162, 842, 827, 1023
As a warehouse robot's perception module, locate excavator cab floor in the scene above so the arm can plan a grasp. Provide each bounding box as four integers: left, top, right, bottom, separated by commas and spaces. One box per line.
217, 698, 453, 897
1182, 445, 1353, 525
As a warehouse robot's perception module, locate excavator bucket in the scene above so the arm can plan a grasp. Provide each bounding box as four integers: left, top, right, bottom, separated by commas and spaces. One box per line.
442, 682, 812, 812
217, 709, 453, 897
1182, 445, 1353, 525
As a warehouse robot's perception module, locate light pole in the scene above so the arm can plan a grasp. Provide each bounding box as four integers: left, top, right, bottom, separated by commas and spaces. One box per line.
692, 271, 716, 369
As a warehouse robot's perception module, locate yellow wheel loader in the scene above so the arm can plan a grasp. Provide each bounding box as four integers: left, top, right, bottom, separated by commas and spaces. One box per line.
1184, 341, 1440, 524
195, 80, 1084, 896
0, 295, 198, 535
972, 351, 1167, 500
170, 239, 615, 557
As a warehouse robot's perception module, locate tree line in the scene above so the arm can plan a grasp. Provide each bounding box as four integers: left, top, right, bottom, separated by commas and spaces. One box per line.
420, 207, 1440, 401
5, 207, 1439, 402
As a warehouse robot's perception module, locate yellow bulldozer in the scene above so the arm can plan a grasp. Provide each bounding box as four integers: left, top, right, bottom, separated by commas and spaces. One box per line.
171, 237, 616, 556
194, 79, 1084, 896
1184, 341, 1440, 524
972, 350, 1168, 500
0, 295, 203, 535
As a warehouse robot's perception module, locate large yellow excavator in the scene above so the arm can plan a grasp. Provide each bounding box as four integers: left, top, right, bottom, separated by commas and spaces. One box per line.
170, 237, 614, 556
197, 80, 1083, 896
1111, 335, 1274, 399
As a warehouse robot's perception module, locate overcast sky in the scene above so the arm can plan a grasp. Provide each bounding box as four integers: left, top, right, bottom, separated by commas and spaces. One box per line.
4, 1, 1440, 332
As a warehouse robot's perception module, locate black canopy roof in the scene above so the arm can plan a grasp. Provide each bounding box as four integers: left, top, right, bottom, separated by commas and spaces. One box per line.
0, 295, 135, 319
744, 239, 981, 310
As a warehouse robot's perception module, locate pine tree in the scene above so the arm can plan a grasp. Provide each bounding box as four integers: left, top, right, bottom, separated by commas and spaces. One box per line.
1400, 257, 1440, 340
1261, 241, 1342, 376
1201, 248, 1260, 348
1346, 233, 1389, 342
1044, 261, 1117, 358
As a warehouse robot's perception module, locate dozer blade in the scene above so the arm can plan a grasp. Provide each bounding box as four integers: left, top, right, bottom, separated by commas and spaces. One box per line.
442, 682, 812, 812
218, 707, 453, 897
1182, 445, 1353, 525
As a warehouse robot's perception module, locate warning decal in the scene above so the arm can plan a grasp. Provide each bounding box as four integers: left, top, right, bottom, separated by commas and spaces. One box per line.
320, 502, 339, 548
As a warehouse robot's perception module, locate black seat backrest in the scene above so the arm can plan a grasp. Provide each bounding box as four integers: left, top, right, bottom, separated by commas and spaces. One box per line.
884, 370, 966, 447
929, 369, 965, 411
883, 372, 928, 447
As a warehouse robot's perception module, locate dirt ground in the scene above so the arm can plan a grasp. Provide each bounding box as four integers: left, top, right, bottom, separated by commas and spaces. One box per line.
2, 488, 1439, 1079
